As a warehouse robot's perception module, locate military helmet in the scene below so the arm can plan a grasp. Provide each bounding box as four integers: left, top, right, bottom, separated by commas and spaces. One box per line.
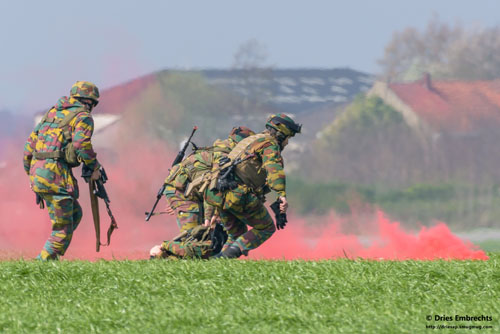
70, 81, 100, 105
266, 113, 302, 137
229, 126, 256, 143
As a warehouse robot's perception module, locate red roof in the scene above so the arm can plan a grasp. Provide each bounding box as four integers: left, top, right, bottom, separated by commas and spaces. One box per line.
389, 78, 500, 133
94, 74, 157, 115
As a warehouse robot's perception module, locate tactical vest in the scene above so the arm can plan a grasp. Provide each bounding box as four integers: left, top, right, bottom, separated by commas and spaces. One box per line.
227, 133, 276, 191
183, 151, 213, 182
182, 142, 234, 196
185, 133, 277, 197
32, 108, 87, 167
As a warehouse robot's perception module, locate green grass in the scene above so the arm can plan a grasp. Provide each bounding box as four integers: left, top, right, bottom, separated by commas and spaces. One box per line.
1, 256, 499, 334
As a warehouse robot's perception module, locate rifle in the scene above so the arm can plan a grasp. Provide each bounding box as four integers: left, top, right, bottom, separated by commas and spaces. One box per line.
82, 165, 118, 252
145, 126, 198, 221
270, 198, 288, 230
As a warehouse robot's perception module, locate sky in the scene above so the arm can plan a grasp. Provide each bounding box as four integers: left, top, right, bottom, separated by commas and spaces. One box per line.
1, 0, 499, 113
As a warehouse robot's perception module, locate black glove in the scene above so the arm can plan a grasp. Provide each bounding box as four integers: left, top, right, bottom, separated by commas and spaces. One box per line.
270, 199, 288, 230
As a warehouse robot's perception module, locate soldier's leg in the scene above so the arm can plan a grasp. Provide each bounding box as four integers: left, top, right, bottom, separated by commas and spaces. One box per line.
37, 194, 82, 260
164, 186, 201, 232
219, 210, 248, 252
159, 239, 212, 259
230, 192, 276, 254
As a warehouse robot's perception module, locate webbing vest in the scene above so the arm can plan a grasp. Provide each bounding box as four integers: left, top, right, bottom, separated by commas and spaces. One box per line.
185, 133, 276, 196
227, 133, 275, 190
182, 142, 234, 196
32, 108, 87, 167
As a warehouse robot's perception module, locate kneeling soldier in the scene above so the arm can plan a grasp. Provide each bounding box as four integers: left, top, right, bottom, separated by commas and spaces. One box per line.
212, 114, 301, 259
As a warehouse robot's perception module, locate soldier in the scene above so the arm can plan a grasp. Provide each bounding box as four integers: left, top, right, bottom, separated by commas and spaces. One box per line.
212, 113, 301, 259
23, 81, 102, 260
161, 126, 255, 232
149, 126, 255, 259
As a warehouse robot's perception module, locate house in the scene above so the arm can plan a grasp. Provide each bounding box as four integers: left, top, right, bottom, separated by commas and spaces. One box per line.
32, 68, 374, 154
368, 74, 500, 141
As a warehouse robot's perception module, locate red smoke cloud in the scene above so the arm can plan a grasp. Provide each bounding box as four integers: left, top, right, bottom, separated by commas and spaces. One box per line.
251, 211, 488, 260
0, 139, 488, 261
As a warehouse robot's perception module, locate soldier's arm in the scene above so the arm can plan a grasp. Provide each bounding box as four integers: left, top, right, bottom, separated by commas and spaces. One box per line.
260, 142, 286, 197
23, 124, 40, 174
203, 201, 216, 223
71, 113, 100, 171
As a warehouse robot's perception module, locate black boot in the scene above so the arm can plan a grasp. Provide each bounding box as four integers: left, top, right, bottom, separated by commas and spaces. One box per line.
211, 245, 242, 259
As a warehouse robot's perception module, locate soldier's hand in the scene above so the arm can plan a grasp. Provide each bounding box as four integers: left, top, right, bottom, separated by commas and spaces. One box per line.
204, 215, 218, 228
90, 168, 101, 181
279, 196, 288, 213
165, 206, 175, 215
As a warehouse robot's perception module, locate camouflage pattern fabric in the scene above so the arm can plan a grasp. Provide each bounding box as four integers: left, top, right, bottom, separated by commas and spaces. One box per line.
70, 81, 100, 103
163, 184, 202, 232
23, 95, 100, 260
162, 127, 255, 230
163, 149, 213, 229
217, 130, 286, 254
36, 194, 83, 260
23, 96, 100, 197
241, 130, 287, 197
155, 225, 225, 259
160, 238, 213, 259
219, 185, 275, 254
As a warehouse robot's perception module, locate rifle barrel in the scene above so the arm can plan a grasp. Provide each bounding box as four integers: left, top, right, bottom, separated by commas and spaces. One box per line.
146, 127, 197, 221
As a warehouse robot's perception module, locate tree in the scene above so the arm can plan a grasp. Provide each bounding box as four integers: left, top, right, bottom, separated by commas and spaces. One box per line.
232, 39, 274, 112
307, 95, 424, 187
379, 17, 500, 81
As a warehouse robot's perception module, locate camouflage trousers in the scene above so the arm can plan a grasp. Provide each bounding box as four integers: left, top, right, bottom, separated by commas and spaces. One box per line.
37, 193, 82, 260
156, 225, 224, 260
164, 185, 202, 232
160, 239, 213, 259
219, 185, 275, 254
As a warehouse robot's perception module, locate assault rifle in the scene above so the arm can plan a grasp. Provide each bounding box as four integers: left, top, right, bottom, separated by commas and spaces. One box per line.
213, 154, 254, 192
145, 126, 198, 221
270, 198, 287, 230
82, 165, 118, 252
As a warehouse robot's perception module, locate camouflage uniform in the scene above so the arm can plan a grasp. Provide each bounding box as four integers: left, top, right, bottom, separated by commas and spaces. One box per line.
162, 127, 255, 232
162, 150, 214, 232
152, 224, 227, 260
215, 114, 301, 257
23, 81, 101, 260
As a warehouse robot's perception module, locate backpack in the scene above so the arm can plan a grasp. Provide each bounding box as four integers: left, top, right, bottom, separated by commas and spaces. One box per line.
226, 133, 277, 191
32, 108, 87, 167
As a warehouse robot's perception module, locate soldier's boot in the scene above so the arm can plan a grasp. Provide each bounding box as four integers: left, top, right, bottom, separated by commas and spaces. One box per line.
211, 245, 242, 259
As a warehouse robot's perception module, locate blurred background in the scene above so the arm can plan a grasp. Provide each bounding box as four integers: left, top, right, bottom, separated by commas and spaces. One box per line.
1, 0, 499, 256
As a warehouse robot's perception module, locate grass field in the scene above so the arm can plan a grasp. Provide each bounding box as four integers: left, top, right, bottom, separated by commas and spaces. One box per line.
0, 255, 499, 334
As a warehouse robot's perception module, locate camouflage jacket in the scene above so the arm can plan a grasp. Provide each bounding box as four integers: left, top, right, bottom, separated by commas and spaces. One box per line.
234, 130, 287, 197
23, 96, 100, 197
164, 136, 245, 220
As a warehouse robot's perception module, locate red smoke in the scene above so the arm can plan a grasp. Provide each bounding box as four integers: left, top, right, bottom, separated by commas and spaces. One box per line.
0, 139, 488, 261
251, 211, 488, 260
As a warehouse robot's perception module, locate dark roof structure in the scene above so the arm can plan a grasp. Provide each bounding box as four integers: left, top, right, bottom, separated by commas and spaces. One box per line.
201, 68, 374, 115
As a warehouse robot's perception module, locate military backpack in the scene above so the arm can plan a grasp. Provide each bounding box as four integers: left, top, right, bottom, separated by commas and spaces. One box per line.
32, 108, 88, 167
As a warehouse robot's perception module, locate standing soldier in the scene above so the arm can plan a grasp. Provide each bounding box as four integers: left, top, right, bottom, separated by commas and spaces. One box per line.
212, 114, 301, 259
23, 81, 102, 260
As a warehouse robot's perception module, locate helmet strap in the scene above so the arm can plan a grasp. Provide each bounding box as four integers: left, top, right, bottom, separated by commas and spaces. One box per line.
76, 97, 97, 110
